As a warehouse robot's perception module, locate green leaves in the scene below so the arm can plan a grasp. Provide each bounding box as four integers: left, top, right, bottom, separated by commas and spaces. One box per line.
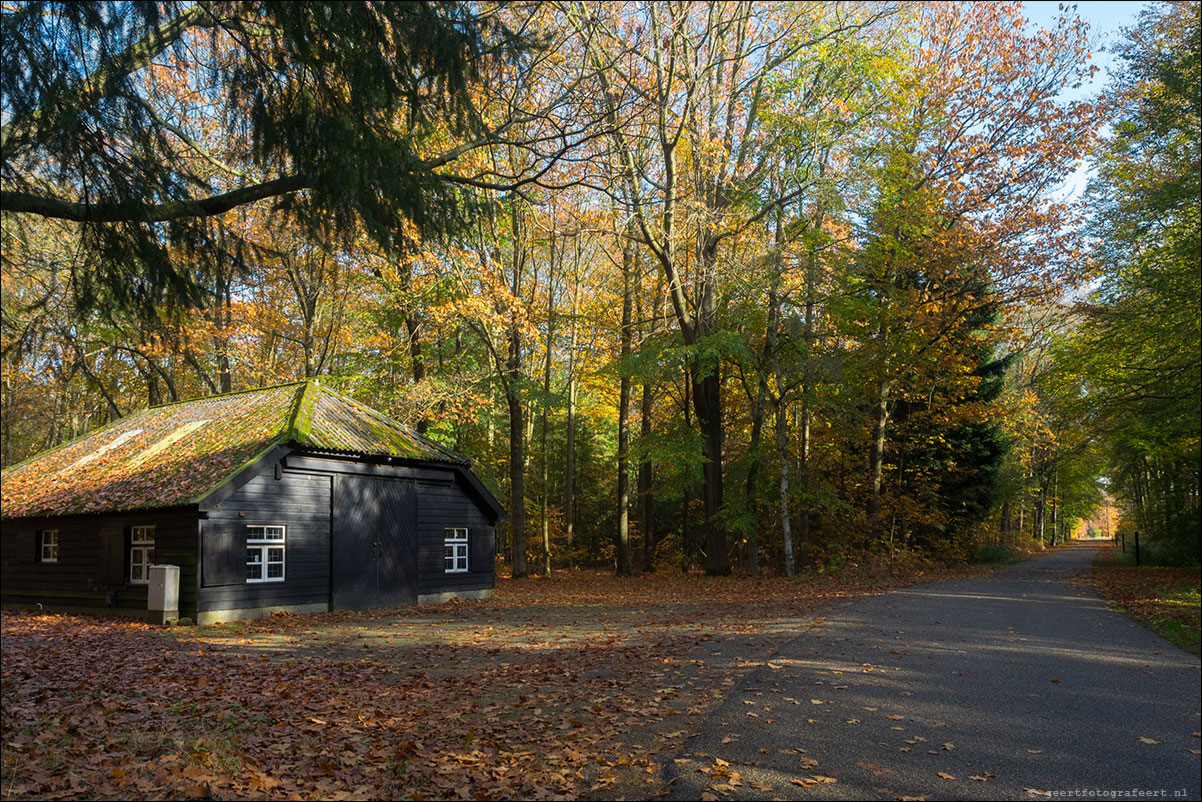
1054, 2, 1202, 563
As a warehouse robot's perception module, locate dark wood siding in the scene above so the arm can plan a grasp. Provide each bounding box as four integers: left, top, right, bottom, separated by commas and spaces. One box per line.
197, 469, 332, 614
416, 475, 495, 596
3, 452, 497, 618
284, 454, 496, 598
0, 507, 199, 616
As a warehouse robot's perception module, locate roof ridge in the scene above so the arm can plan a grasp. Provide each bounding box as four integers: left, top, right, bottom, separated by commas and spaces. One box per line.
285, 379, 322, 443
318, 384, 467, 464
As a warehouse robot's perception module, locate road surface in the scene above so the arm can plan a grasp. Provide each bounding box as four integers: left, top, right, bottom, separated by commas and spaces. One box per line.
664, 545, 1201, 801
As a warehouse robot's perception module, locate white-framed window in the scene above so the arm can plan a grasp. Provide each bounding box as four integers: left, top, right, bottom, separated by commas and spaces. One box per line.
39, 530, 59, 563
129, 525, 155, 584
444, 528, 469, 573
247, 525, 285, 582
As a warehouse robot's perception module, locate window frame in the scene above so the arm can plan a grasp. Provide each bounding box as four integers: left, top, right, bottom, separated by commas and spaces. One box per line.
444, 527, 469, 573
246, 525, 286, 583
129, 525, 155, 584
39, 530, 59, 563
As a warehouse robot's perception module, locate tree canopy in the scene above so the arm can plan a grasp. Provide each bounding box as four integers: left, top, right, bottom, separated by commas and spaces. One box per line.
4, 0, 1193, 574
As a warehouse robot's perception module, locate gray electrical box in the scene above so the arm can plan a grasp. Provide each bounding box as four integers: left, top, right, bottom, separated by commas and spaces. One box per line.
147, 564, 179, 625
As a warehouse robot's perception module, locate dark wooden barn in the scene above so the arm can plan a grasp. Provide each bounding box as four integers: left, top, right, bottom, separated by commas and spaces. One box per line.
1, 381, 504, 624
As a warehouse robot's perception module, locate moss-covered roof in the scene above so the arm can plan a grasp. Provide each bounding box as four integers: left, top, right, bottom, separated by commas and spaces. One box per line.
1, 380, 466, 519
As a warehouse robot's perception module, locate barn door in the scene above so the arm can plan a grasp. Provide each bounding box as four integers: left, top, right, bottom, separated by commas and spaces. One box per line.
332, 476, 418, 611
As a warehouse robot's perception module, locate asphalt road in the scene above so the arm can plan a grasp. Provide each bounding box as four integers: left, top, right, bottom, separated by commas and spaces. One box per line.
664, 545, 1201, 801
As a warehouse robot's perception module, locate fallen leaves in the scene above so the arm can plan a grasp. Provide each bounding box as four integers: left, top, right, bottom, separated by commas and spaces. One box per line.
1092, 548, 1201, 655
789, 774, 837, 787
0, 561, 1048, 801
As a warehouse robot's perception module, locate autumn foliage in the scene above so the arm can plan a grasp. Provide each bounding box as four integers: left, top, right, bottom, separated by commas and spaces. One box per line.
1, 1, 1119, 578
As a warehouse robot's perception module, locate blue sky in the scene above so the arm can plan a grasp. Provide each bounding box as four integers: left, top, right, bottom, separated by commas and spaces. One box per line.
1024, 0, 1145, 82
1023, 2, 1149, 199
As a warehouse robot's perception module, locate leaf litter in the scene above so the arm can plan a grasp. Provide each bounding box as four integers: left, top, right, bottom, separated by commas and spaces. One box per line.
1, 564, 991, 800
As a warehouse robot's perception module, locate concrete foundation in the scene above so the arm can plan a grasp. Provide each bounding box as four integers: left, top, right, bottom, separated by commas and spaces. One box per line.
196, 602, 330, 625
417, 588, 493, 605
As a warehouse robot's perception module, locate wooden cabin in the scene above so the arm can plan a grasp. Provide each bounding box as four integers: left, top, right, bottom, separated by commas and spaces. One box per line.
0, 381, 504, 624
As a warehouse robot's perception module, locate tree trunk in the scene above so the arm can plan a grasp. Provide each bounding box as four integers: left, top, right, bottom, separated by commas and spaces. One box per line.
405, 311, 427, 434
564, 294, 579, 566
639, 380, 655, 571
682, 371, 694, 572
776, 394, 794, 578
1051, 469, 1060, 546
540, 318, 553, 577
695, 239, 729, 576
616, 228, 635, 577
866, 382, 891, 546
506, 204, 528, 579
1036, 477, 1048, 545
768, 269, 794, 577
745, 380, 765, 578
541, 226, 561, 576
695, 367, 728, 575
637, 269, 657, 572
507, 369, 526, 578
216, 270, 233, 394
797, 232, 820, 564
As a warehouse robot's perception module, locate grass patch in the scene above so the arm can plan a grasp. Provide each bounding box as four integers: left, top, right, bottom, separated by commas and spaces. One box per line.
1092, 544, 1202, 656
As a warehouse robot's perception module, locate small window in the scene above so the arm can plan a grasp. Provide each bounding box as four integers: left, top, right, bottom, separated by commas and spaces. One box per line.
444, 528, 469, 573
39, 530, 59, 563
129, 525, 155, 584
247, 525, 285, 582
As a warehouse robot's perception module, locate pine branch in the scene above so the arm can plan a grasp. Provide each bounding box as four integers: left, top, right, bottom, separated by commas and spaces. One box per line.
1, 175, 308, 223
